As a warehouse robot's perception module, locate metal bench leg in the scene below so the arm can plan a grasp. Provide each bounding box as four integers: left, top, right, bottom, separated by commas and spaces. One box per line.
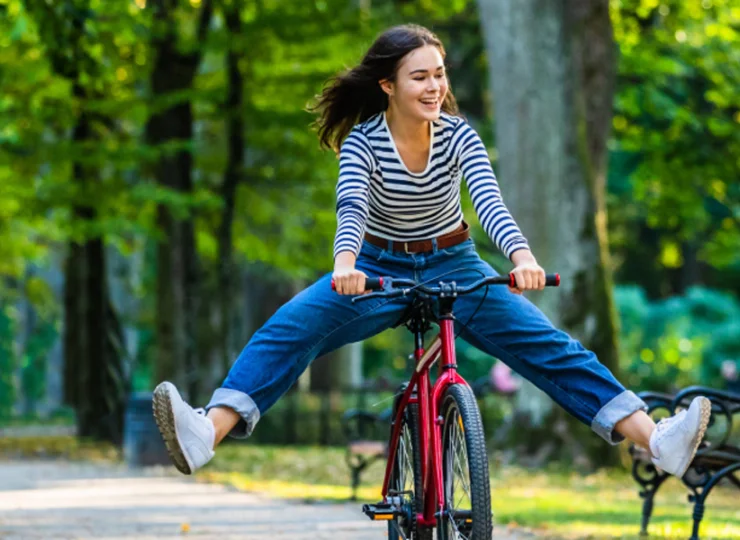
638, 472, 668, 536
351, 466, 361, 501
350, 457, 370, 501
640, 490, 655, 536
688, 462, 740, 540
689, 499, 705, 540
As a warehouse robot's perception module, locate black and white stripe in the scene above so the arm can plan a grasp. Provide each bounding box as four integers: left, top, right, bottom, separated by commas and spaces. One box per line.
333, 112, 529, 259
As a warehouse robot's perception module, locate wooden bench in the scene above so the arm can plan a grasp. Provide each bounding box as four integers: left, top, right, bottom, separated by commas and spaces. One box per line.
630, 386, 740, 540
341, 407, 392, 500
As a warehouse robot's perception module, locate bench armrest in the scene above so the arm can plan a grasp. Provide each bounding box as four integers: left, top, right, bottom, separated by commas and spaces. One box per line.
636, 391, 675, 417
671, 385, 740, 411
670, 386, 739, 450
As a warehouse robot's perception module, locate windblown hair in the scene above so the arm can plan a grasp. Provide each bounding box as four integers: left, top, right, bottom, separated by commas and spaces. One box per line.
310, 24, 459, 153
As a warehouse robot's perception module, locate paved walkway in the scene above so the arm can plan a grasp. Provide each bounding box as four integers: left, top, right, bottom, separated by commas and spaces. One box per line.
0, 460, 535, 539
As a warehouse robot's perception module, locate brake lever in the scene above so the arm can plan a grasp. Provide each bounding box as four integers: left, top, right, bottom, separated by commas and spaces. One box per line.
351, 288, 408, 304
351, 292, 383, 304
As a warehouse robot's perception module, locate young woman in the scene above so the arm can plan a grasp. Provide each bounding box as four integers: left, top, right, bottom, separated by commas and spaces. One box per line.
152, 24, 709, 480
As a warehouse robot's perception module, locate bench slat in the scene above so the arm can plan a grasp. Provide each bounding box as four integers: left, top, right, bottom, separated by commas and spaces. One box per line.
348, 440, 388, 455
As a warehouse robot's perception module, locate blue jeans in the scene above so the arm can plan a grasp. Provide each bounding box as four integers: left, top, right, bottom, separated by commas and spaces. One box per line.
206, 238, 646, 444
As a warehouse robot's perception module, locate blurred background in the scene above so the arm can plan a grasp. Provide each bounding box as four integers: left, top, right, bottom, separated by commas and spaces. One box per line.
2, 0, 739, 450
0, 1, 738, 533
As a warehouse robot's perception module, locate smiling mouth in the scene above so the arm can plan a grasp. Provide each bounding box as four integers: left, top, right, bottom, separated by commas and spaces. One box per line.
420, 98, 439, 107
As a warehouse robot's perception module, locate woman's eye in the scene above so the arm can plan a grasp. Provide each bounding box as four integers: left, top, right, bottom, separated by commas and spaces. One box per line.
414, 77, 425, 81
435, 73, 445, 79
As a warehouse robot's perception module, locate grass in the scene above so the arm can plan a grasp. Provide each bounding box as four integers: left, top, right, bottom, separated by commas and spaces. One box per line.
490, 467, 740, 539
200, 443, 740, 540
0, 411, 76, 428
0, 435, 120, 461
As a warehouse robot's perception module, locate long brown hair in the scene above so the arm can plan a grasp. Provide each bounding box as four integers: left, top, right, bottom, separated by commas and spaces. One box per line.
310, 24, 459, 153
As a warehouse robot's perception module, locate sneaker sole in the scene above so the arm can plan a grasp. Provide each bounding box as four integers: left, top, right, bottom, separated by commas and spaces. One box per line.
675, 397, 712, 478
152, 383, 193, 475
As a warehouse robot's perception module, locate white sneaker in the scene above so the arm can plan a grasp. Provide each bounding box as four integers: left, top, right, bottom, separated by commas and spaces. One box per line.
152, 381, 216, 475
649, 396, 711, 478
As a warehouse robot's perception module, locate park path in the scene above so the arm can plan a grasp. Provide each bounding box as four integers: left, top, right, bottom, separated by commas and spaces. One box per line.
0, 460, 536, 539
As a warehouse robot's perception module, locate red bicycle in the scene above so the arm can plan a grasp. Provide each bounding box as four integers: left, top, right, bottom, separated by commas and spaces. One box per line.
338, 272, 559, 539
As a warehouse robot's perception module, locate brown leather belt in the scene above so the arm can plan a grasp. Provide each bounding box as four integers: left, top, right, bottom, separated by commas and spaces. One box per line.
364, 221, 470, 254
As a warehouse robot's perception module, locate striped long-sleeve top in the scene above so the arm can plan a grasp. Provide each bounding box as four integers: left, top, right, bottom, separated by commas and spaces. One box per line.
333, 111, 530, 260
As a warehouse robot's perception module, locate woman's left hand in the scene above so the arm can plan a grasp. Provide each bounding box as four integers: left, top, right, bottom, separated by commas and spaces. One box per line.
509, 250, 546, 294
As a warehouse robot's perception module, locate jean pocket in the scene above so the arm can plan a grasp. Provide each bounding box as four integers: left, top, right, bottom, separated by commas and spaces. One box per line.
358, 240, 387, 262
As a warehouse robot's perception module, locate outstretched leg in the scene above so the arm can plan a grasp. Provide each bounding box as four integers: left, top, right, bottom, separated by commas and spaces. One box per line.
153, 248, 413, 474
206, 271, 409, 439
422, 244, 709, 476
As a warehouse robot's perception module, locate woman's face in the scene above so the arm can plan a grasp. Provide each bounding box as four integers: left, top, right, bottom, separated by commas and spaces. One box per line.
382, 45, 449, 123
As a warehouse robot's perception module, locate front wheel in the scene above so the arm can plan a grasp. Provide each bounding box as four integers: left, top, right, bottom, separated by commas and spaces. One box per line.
437, 383, 492, 540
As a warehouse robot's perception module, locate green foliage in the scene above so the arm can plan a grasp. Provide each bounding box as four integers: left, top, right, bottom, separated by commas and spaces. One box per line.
0, 0, 153, 280
0, 302, 18, 420
615, 284, 740, 391
609, 0, 740, 269
20, 315, 58, 414
0, 275, 60, 418
703, 321, 740, 387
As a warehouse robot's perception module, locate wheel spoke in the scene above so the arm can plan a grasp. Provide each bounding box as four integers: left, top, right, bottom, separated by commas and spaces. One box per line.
452, 415, 472, 506
444, 406, 475, 540
392, 415, 421, 539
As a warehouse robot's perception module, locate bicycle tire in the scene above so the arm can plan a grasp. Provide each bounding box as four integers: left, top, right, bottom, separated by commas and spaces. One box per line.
388, 389, 433, 540
437, 383, 492, 540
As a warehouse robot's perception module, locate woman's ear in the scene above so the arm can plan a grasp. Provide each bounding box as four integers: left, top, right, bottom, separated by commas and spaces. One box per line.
379, 79, 394, 97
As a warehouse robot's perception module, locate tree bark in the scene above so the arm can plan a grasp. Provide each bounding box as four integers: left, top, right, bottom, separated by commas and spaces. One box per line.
63, 94, 127, 443
478, 0, 621, 465
147, 0, 212, 401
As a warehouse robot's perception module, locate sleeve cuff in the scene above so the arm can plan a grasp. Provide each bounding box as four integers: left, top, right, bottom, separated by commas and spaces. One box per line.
333, 245, 360, 260
506, 244, 531, 260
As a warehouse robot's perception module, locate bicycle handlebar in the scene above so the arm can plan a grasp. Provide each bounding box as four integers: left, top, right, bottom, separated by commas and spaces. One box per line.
331, 273, 560, 300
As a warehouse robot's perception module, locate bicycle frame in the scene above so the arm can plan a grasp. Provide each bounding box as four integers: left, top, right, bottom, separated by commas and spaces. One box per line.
382, 315, 468, 528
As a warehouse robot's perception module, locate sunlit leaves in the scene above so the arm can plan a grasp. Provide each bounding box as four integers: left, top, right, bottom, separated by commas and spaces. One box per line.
609, 0, 740, 268
1, 0, 149, 283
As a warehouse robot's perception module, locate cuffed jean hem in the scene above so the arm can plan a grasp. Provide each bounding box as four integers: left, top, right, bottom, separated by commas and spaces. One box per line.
205, 387, 261, 440
591, 390, 648, 445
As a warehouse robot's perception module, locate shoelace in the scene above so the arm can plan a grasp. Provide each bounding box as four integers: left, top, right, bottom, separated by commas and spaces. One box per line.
654, 409, 687, 440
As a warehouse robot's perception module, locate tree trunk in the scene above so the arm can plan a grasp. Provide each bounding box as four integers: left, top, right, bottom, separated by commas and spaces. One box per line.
478, 0, 621, 466
63, 96, 127, 443
147, 0, 212, 402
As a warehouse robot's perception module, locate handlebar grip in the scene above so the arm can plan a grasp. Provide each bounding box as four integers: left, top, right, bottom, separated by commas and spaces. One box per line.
508, 273, 561, 288
330, 277, 385, 292
365, 277, 384, 291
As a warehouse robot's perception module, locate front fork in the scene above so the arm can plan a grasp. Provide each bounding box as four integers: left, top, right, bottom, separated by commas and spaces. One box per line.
380, 318, 465, 529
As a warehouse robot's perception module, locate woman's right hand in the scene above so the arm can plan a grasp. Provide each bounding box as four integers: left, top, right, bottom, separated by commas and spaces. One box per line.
333, 252, 367, 295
